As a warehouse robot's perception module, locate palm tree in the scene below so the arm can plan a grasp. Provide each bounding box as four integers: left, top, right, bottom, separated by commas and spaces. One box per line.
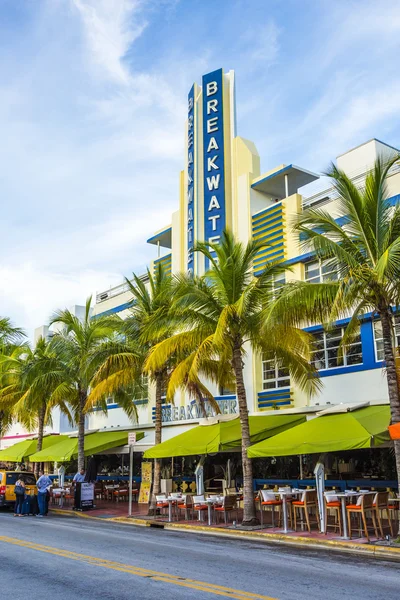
0, 317, 25, 347
274, 154, 400, 489
9, 337, 72, 474
146, 231, 319, 525
0, 343, 32, 441
165, 348, 231, 418
49, 297, 124, 470
0, 319, 27, 440
86, 265, 175, 513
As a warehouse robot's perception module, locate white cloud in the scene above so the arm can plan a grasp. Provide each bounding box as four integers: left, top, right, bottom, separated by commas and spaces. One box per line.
72, 0, 147, 84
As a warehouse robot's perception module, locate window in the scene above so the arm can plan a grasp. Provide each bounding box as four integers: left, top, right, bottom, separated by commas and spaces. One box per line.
6, 473, 37, 486
311, 327, 362, 370
270, 273, 286, 298
219, 385, 235, 396
262, 358, 290, 390
140, 374, 149, 400
373, 315, 400, 361
305, 259, 338, 283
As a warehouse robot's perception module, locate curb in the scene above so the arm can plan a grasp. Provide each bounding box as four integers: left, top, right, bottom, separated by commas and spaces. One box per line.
50, 510, 400, 561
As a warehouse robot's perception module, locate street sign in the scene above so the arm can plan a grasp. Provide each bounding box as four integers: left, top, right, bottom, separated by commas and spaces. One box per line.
128, 432, 136, 517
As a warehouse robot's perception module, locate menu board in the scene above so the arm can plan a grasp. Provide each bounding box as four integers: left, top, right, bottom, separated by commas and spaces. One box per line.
138, 462, 152, 504
78, 482, 94, 510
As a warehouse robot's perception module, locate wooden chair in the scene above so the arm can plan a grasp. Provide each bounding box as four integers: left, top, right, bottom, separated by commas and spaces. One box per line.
324, 491, 342, 536
373, 491, 393, 538
259, 490, 282, 528
388, 495, 399, 530
292, 490, 319, 533
94, 483, 103, 500
346, 493, 378, 541
193, 495, 208, 521
214, 495, 238, 524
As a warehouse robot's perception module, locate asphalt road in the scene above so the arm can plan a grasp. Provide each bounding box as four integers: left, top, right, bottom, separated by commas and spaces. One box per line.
0, 511, 398, 600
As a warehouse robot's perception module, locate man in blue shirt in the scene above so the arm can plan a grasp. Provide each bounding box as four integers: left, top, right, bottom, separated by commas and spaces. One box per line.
36, 470, 52, 517
72, 469, 86, 509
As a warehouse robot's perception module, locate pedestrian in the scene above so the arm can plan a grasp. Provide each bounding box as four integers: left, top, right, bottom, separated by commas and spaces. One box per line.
36, 470, 52, 517
72, 468, 86, 509
14, 476, 26, 517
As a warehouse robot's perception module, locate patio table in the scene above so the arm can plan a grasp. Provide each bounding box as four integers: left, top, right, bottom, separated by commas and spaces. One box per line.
166, 495, 183, 522
334, 491, 374, 540
277, 489, 310, 533
51, 487, 70, 508
205, 497, 223, 526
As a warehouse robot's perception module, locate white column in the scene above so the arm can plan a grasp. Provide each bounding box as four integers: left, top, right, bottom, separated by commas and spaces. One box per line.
284, 174, 289, 198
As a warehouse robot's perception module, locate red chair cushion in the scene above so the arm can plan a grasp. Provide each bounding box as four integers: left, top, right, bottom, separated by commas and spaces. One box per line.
326, 502, 340, 507
157, 502, 168, 508
292, 501, 305, 506
346, 504, 361, 510
261, 500, 282, 506
194, 505, 208, 510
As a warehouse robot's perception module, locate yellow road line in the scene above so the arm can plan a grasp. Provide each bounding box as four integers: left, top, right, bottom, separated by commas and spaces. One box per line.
0, 536, 277, 600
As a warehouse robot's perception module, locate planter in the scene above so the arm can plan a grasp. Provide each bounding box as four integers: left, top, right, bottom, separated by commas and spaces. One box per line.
161, 478, 173, 494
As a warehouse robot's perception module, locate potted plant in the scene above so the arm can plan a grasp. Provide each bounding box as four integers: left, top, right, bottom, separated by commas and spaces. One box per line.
160, 465, 172, 495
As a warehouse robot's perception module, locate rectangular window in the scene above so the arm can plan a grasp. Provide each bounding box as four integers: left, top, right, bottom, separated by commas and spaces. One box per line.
262, 358, 290, 390
139, 375, 149, 400
305, 259, 338, 283
311, 327, 362, 370
373, 315, 400, 361
271, 273, 285, 295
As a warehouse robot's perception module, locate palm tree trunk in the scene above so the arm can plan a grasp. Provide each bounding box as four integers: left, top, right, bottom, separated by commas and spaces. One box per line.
78, 390, 87, 471
232, 343, 259, 526
34, 405, 46, 477
379, 310, 400, 497
148, 372, 163, 515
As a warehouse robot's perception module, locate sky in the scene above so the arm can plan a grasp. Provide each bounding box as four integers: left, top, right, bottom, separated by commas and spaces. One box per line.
1, 0, 400, 340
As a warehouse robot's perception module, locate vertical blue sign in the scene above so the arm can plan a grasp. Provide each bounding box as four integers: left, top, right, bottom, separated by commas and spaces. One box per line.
187, 85, 195, 275
202, 69, 226, 250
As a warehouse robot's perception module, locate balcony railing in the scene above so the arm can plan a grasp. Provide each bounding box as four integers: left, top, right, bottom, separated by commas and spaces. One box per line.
96, 272, 148, 304
302, 161, 400, 209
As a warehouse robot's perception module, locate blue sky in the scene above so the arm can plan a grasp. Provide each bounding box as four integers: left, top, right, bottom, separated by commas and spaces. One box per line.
1, 0, 400, 338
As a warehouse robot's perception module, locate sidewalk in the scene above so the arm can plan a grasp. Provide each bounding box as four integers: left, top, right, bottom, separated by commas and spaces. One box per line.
50, 500, 400, 561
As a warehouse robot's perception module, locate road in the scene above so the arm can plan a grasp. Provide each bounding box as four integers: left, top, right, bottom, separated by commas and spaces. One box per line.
0, 512, 398, 600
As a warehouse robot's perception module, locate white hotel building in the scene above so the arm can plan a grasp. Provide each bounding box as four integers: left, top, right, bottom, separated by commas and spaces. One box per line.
2, 68, 399, 450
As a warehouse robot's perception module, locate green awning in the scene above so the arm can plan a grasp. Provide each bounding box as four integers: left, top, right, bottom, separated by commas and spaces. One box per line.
0, 435, 69, 463
28, 430, 144, 463
248, 405, 391, 458
143, 414, 306, 459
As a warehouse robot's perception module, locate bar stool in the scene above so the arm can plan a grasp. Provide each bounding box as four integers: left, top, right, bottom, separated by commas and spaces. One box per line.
292, 490, 319, 533
259, 490, 282, 528
373, 491, 393, 538
346, 493, 378, 541
324, 491, 342, 536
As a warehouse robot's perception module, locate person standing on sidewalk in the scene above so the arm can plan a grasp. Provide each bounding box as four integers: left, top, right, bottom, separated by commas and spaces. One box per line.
36, 470, 52, 517
72, 468, 86, 509
14, 477, 26, 517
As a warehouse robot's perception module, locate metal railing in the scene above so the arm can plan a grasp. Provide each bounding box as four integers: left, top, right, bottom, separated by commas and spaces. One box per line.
302, 161, 400, 209
96, 272, 149, 304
